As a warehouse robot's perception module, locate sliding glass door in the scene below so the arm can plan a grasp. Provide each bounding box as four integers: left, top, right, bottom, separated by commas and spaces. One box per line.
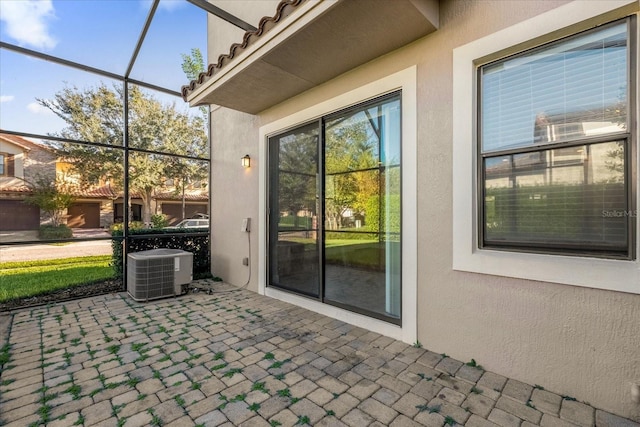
268, 92, 401, 323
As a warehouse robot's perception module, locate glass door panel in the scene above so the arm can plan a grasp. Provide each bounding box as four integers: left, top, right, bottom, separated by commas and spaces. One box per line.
268, 123, 320, 297
323, 95, 401, 321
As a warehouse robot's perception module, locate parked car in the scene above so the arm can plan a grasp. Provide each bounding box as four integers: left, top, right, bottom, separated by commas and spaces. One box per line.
165, 219, 209, 230
190, 213, 209, 219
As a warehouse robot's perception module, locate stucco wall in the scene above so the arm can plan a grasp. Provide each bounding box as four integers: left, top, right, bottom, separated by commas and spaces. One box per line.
207, 0, 280, 67
415, 2, 639, 419
24, 146, 56, 184
208, 0, 640, 419
0, 141, 25, 178
209, 107, 260, 289
0, 140, 56, 184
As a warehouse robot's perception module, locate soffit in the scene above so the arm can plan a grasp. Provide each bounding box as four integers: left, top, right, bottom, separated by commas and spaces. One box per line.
184, 0, 439, 114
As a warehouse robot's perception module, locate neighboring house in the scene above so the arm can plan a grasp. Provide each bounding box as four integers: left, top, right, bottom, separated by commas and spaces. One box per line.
0, 133, 208, 231
155, 189, 209, 225
182, 0, 640, 420
0, 133, 56, 230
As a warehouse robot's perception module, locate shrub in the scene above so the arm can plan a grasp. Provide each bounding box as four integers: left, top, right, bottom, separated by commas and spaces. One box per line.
151, 214, 169, 229
111, 228, 211, 279
110, 222, 145, 233
364, 194, 400, 233
39, 225, 73, 239
325, 231, 377, 241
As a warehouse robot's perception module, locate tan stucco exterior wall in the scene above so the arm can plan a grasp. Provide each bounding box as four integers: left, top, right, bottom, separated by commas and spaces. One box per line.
0, 140, 25, 178
209, 107, 260, 289
208, 0, 640, 419
207, 0, 280, 66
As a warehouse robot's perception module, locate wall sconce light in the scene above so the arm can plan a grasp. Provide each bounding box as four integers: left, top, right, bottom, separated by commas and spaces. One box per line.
241, 154, 251, 168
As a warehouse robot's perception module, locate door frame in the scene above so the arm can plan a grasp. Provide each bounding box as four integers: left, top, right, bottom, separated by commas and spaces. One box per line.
258, 67, 417, 343
267, 92, 403, 324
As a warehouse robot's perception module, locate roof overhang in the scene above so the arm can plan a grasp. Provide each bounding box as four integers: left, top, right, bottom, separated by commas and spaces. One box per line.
186, 0, 439, 114
0, 134, 33, 152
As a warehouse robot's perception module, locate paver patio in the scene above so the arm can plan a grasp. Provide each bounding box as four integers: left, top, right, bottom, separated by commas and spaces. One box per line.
0, 280, 637, 427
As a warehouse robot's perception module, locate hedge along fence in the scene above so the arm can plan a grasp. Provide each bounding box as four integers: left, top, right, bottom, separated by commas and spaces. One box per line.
111, 228, 211, 279
484, 182, 626, 243
363, 194, 401, 237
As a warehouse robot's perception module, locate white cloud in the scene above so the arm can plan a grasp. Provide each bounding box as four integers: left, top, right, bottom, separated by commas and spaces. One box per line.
0, 0, 57, 49
0, 95, 15, 103
158, 0, 185, 12
27, 102, 53, 115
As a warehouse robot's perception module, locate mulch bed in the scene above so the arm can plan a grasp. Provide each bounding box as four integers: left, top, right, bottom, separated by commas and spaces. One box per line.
0, 279, 124, 312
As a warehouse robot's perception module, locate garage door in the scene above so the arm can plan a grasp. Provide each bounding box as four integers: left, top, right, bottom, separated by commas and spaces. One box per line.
0, 200, 40, 231
67, 203, 100, 228
162, 204, 208, 225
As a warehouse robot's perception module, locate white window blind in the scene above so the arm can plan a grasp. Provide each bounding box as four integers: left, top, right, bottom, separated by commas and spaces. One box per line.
482, 22, 628, 152
480, 20, 631, 257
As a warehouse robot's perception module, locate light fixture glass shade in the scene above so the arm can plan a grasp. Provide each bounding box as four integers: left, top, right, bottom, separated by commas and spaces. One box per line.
242, 154, 251, 168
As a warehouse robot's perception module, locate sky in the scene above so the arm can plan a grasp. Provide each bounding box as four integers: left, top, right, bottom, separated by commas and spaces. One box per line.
0, 0, 208, 138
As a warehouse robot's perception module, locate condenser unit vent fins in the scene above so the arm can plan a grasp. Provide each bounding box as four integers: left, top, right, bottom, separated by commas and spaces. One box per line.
127, 249, 193, 302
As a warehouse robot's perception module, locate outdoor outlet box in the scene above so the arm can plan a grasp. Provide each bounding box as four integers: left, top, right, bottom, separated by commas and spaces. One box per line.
242, 257, 249, 266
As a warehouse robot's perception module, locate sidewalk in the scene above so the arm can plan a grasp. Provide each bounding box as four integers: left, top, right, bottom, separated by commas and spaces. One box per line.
0, 228, 112, 262
0, 280, 637, 426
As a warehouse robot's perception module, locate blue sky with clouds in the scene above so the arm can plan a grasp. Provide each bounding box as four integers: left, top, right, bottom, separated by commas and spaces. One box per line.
0, 0, 207, 137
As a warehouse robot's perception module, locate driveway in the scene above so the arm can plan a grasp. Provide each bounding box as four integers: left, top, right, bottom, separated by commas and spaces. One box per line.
0, 280, 636, 426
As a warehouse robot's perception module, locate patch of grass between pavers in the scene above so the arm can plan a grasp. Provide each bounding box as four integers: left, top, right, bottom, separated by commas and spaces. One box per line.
0, 343, 11, 366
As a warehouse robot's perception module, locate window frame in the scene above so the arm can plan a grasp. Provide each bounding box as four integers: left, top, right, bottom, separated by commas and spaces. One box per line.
0, 153, 6, 176
476, 18, 635, 259
452, 0, 640, 294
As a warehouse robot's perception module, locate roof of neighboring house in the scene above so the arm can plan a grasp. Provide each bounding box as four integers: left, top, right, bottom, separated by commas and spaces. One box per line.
155, 190, 209, 202
0, 133, 54, 152
181, 0, 302, 102
70, 185, 119, 199
68, 186, 208, 202
0, 177, 31, 193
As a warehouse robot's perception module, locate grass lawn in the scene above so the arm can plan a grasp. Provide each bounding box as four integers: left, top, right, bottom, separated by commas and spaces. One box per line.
325, 241, 385, 270
0, 255, 114, 302
281, 237, 390, 270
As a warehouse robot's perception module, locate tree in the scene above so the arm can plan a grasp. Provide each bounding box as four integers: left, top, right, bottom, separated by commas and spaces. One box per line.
324, 117, 377, 229
181, 48, 205, 81
603, 90, 627, 183
38, 83, 208, 226
24, 175, 75, 227
171, 47, 210, 220
181, 48, 208, 119
274, 115, 382, 231
277, 130, 318, 228
164, 156, 208, 221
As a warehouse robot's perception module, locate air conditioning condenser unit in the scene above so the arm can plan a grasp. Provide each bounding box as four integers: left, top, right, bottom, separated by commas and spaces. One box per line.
127, 249, 193, 302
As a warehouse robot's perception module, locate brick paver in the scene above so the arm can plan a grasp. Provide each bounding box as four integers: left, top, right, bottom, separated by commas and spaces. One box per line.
0, 280, 638, 426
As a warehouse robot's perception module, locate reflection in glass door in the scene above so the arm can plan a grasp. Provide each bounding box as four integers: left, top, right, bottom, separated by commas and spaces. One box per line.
323, 95, 401, 322
268, 92, 401, 324
268, 123, 320, 297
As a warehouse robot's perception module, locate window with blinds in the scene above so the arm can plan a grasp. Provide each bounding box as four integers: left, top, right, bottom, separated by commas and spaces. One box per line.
479, 19, 634, 257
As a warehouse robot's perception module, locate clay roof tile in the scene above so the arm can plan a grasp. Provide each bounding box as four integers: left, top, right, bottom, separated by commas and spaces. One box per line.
181, 0, 303, 101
